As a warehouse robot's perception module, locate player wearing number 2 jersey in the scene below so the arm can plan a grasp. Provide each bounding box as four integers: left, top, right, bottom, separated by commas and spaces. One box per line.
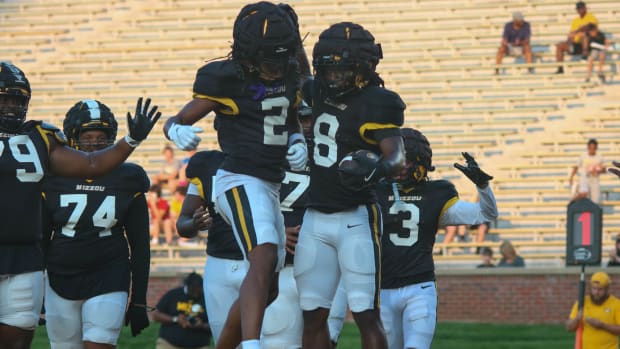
377, 128, 498, 349
163, 3, 308, 348
42, 100, 151, 348
294, 22, 406, 349
0, 62, 159, 349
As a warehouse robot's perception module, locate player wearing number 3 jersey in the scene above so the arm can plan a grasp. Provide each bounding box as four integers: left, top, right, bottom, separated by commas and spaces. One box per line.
163, 3, 307, 348
0, 62, 159, 349
295, 22, 406, 349
377, 128, 498, 349
42, 100, 151, 348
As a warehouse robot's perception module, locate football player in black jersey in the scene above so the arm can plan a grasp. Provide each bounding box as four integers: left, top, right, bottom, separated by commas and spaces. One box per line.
377, 128, 498, 349
177, 150, 247, 346
0, 62, 159, 349
262, 103, 348, 349
163, 3, 307, 349
42, 100, 151, 348
294, 23, 406, 349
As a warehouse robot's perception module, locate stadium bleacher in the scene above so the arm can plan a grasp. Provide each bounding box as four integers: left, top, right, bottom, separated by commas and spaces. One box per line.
2, 0, 619, 269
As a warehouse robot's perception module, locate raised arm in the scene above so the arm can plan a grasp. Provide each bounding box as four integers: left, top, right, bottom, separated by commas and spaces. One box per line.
49, 97, 160, 178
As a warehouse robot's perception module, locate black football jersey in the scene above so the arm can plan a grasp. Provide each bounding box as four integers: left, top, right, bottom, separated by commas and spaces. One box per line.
378, 179, 458, 289
186, 151, 243, 260
193, 60, 301, 183
43, 163, 149, 278
0, 121, 60, 274
305, 81, 405, 213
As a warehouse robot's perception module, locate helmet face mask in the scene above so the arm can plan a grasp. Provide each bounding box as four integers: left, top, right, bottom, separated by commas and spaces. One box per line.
0, 62, 31, 133
313, 22, 382, 98
63, 99, 117, 152
398, 128, 434, 186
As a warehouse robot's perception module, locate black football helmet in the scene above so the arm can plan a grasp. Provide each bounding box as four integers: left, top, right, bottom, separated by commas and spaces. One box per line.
0, 62, 31, 132
232, 1, 299, 80
63, 99, 117, 151
401, 128, 434, 186
312, 22, 383, 98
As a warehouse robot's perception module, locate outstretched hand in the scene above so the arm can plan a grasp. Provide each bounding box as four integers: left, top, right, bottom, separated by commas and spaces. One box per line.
454, 152, 493, 188
126, 97, 162, 143
608, 161, 620, 179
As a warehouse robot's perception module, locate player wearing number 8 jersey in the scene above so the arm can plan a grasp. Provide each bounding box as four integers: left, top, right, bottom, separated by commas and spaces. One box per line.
42, 100, 151, 348
295, 22, 406, 349
0, 62, 159, 349
377, 128, 498, 349
163, 3, 308, 348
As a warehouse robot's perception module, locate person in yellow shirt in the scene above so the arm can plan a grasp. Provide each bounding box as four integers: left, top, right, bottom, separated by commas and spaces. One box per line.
555, 1, 598, 74
566, 272, 620, 349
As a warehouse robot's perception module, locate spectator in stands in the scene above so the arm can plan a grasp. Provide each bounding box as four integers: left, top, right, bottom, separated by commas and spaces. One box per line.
584, 23, 610, 83
555, 1, 598, 74
497, 240, 525, 267
477, 247, 496, 268
495, 11, 532, 74
147, 184, 174, 245
470, 222, 490, 254
566, 272, 620, 348
443, 225, 467, 244
607, 234, 620, 267
179, 149, 197, 184
152, 272, 212, 349
569, 139, 605, 204
153, 145, 183, 193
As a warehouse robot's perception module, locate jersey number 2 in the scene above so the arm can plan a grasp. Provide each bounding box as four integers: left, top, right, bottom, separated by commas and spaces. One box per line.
60, 194, 118, 238
388, 201, 420, 247
262, 96, 289, 146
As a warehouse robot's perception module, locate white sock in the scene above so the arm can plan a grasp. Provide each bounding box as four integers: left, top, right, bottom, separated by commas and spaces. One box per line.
241, 339, 260, 349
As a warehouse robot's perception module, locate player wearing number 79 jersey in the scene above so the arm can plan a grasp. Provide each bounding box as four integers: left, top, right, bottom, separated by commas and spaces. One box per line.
377, 128, 498, 349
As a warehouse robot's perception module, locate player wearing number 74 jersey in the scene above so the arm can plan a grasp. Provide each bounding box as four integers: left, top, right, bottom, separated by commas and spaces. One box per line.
377, 128, 498, 349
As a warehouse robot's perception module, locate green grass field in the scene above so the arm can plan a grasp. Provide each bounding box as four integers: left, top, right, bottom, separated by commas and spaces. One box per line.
31, 321, 575, 349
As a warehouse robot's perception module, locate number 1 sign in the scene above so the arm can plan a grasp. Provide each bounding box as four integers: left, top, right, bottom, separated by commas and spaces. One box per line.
566, 198, 603, 266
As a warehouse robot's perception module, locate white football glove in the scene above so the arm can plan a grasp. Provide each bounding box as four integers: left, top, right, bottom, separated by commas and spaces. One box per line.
287, 142, 308, 171
167, 123, 203, 150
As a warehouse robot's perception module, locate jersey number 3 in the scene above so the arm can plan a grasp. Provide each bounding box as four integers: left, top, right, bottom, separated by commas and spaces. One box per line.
388, 201, 420, 247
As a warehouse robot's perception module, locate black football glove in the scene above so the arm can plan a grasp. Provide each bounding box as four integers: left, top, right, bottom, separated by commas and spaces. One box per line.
338, 150, 386, 191
454, 152, 493, 188
125, 303, 150, 337
126, 97, 162, 143
609, 161, 620, 179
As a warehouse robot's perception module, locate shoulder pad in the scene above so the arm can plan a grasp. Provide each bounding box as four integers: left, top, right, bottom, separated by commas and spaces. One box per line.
186, 150, 225, 180
119, 163, 150, 193
193, 60, 247, 97
33, 121, 67, 145
430, 179, 459, 198
362, 86, 406, 125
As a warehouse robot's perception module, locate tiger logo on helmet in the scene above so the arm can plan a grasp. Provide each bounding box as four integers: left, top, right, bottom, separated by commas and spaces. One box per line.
231, 1, 300, 81
312, 22, 383, 98
0, 61, 31, 132
63, 99, 117, 152
401, 128, 435, 185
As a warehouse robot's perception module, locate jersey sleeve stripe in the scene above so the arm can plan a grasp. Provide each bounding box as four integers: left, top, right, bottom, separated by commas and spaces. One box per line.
189, 177, 206, 200
226, 187, 257, 253
438, 196, 459, 226
193, 94, 240, 116
35, 125, 52, 154
358, 122, 400, 145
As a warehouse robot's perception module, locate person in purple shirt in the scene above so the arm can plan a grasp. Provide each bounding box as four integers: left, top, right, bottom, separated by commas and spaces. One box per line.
495, 11, 532, 74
